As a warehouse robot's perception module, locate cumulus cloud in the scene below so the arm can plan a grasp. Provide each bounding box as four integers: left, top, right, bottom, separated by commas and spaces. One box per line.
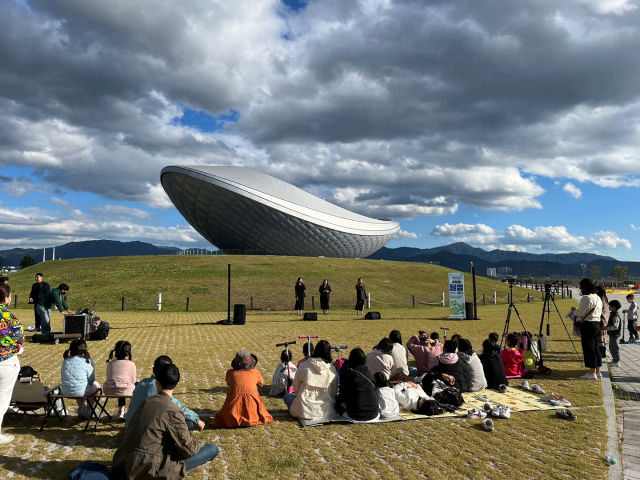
394, 230, 418, 240
562, 183, 583, 199
431, 223, 495, 237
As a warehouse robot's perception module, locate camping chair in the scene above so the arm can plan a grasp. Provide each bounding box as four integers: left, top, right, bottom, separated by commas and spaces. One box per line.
10, 374, 60, 415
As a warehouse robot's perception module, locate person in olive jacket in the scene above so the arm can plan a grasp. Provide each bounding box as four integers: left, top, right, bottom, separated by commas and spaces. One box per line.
112, 364, 218, 479
29, 273, 50, 331
355, 278, 367, 315
294, 277, 306, 316
335, 348, 380, 422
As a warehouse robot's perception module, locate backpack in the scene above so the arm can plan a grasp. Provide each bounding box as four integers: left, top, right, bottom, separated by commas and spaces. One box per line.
88, 321, 110, 341
68, 461, 111, 480
522, 350, 536, 371
433, 386, 465, 409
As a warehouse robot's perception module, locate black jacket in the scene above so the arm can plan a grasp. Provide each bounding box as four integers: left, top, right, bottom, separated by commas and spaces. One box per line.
29, 281, 51, 304
426, 359, 469, 393
356, 284, 367, 302
478, 353, 508, 389
295, 283, 306, 298
607, 311, 622, 337
335, 365, 379, 421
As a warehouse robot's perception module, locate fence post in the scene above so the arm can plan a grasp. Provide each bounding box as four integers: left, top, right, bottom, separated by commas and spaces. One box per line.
412, 295, 415, 308
250, 297, 253, 311
122, 296, 125, 311
157, 293, 162, 312
14, 294, 17, 308
441, 292, 445, 307
186, 297, 190, 312
312, 296, 315, 310
561, 281, 565, 299
483, 294, 485, 306
367, 292, 371, 309
493, 291, 497, 304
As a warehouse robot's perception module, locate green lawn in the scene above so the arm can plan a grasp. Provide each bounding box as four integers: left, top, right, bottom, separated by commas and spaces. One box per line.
6, 255, 534, 312
0, 301, 608, 480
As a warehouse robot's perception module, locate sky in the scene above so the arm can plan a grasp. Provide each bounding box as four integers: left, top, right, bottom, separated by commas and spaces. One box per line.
1, 0, 640, 259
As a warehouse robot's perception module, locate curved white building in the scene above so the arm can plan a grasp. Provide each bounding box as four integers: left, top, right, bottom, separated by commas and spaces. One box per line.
161, 166, 400, 258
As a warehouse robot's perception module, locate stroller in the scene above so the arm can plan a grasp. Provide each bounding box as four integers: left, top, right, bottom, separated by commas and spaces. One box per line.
516, 332, 552, 378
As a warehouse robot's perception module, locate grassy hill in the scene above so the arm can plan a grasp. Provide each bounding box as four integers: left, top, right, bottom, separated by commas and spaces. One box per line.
7, 255, 527, 312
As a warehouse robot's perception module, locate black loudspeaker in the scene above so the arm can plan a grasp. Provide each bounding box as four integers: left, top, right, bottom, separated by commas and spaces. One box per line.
303, 312, 318, 321
364, 312, 381, 320
64, 315, 91, 338
233, 304, 246, 325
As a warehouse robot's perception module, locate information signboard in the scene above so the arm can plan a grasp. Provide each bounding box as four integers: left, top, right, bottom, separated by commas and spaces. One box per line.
448, 273, 466, 319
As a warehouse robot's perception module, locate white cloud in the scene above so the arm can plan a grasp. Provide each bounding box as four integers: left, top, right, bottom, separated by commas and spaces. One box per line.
562, 183, 582, 199
394, 230, 418, 240
631, 224, 639, 231
431, 223, 495, 237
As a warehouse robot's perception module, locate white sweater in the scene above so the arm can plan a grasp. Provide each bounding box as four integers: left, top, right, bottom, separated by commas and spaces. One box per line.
376, 387, 400, 417
393, 382, 429, 411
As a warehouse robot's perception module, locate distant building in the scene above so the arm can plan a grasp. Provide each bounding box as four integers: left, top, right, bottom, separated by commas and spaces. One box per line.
161, 166, 400, 258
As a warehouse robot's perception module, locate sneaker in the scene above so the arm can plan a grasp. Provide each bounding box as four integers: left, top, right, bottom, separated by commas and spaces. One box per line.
482, 403, 492, 414
118, 409, 126, 420
491, 405, 501, 417
78, 407, 91, 420
499, 406, 511, 419
532, 384, 545, 394
609, 362, 620, 368
475, 395, 490, 402
481, 418, 494, 432
0, 434, 14, 444
597, 372, 603, 379
498, 384, 507, 393
556, 409, 577, 421
522, 380, 530, 391
550, 398, 572, 407
467, 408, 487, 419
579, 373, 598, 380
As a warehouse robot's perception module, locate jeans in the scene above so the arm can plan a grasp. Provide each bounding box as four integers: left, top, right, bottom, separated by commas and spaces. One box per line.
36, 305, 51, 335
408, 367, 419, 377
34, 305, 42, 330
0, 356, 20, 435
185, 443, 219, 471
609, 335, 620, 363
283, 393, 296, 408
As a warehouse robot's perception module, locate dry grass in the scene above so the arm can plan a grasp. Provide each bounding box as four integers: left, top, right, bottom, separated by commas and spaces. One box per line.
1, 301, 608, 480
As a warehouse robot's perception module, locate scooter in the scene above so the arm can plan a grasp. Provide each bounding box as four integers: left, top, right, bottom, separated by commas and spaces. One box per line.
331, 345, 348, 393
275, 340, 296, 394
298, 335, 320, 363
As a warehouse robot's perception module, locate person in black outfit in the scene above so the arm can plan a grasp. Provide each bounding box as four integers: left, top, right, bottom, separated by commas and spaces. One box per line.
335, 348, 380, 422
354, 278, 366, 315
294, 277, 306, 316
478, 339, 508, 389
29, 272, 51, 332
319, 279, 331, 315
421, 340, 469, 395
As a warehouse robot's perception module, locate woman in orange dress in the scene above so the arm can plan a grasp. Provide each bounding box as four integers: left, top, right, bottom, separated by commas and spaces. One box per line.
210, 349, 273, 428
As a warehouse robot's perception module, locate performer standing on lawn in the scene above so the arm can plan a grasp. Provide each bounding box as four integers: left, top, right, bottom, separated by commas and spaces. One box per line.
355, 278, 366, 315
36, 283, 72, 336
294, 277, 306, 316
29, 273, 50, 332
319, 279, 331, 315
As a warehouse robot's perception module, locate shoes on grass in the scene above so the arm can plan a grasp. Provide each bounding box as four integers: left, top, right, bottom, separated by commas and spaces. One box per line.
532, 384, 545, 394
491, 406, 501, 418
482, 403, 492, 414
556, 409, 577, 421
522, 380, 530, 391
550, 398, 571, 407
0, 434, 14, 444
609, 362, 620, 367
481, 418, 494, 432
498, 384, 507, 393
579, 373, 597, 380
498, 406, 511, 419
467, 408, 487, 419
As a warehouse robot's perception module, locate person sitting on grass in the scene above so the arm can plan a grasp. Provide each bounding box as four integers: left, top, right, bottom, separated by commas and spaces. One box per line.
393, 379, 434, 415
366, 337, 394, 378
374, 372, 399, 418
104, 340, 137, 420
389, 330, 410, 375
335, 348, 380, 423
422, 340, 469, 394
126, 356, 204, 432
112, 364, 218, 479
211, 349, 273, 428
479, 339, 508, 389
501, 333, 526, 378
269, 349, 298, 396
457, 338, 487, 392
488, 333, 502, 356
407, 332, 443, 374
285, 340, 338, 422
61, 339, 100, 419
297, 342, 314, 368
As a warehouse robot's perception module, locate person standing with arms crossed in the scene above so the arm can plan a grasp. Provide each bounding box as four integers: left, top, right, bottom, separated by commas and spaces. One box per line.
627, 294, 639, 343
355, 278, 367, 315
319, 279, 331, 315
29, 273, 50, 332
37, 283, 72, 336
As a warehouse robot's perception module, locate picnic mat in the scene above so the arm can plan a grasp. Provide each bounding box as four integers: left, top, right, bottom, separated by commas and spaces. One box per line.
297, 387, 560, 427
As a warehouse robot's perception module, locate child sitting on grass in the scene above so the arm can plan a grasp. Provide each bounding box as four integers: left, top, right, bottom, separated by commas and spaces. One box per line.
374, 372, 399, 418
61, 339, 100, 419
269, 349, 298, 396
607, 300, 622, 367
104, 340, 137, 420
501, 333, 526, 378
297, 342, 314, 368
335, 348, 380, 423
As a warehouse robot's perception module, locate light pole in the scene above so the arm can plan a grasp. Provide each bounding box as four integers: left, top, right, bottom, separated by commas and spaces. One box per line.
470, 262, 480, 320
581, 263, 587, 278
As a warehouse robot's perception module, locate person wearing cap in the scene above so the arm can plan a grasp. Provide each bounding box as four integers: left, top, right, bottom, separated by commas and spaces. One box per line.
210, 349, 273, 428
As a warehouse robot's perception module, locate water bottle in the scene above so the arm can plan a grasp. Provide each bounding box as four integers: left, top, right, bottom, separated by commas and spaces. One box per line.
605, 453, 617, 465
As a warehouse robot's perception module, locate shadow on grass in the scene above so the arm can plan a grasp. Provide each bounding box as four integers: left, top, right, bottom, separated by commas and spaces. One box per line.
0, 458, 97, 479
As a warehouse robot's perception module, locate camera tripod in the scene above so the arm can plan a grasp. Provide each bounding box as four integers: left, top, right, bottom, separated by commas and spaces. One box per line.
500, 283, 530, 350
539, 284, 583, 366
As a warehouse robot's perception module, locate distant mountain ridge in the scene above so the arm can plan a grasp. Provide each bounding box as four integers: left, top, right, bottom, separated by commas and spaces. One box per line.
0, 240, 180, 267
367, 243, 636, 278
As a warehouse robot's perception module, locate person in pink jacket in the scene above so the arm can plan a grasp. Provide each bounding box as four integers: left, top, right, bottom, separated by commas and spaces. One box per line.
407, 332, 443, 374
501, 334, 525, 377
104, 341, 137, 420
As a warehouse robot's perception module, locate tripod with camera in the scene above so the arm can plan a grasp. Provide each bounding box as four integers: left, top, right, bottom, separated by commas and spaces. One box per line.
500, 282, 530, 350
539, 283, 583, 366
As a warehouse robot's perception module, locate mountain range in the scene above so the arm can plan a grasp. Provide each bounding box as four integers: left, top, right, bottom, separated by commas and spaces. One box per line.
367, 243, 638, 279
